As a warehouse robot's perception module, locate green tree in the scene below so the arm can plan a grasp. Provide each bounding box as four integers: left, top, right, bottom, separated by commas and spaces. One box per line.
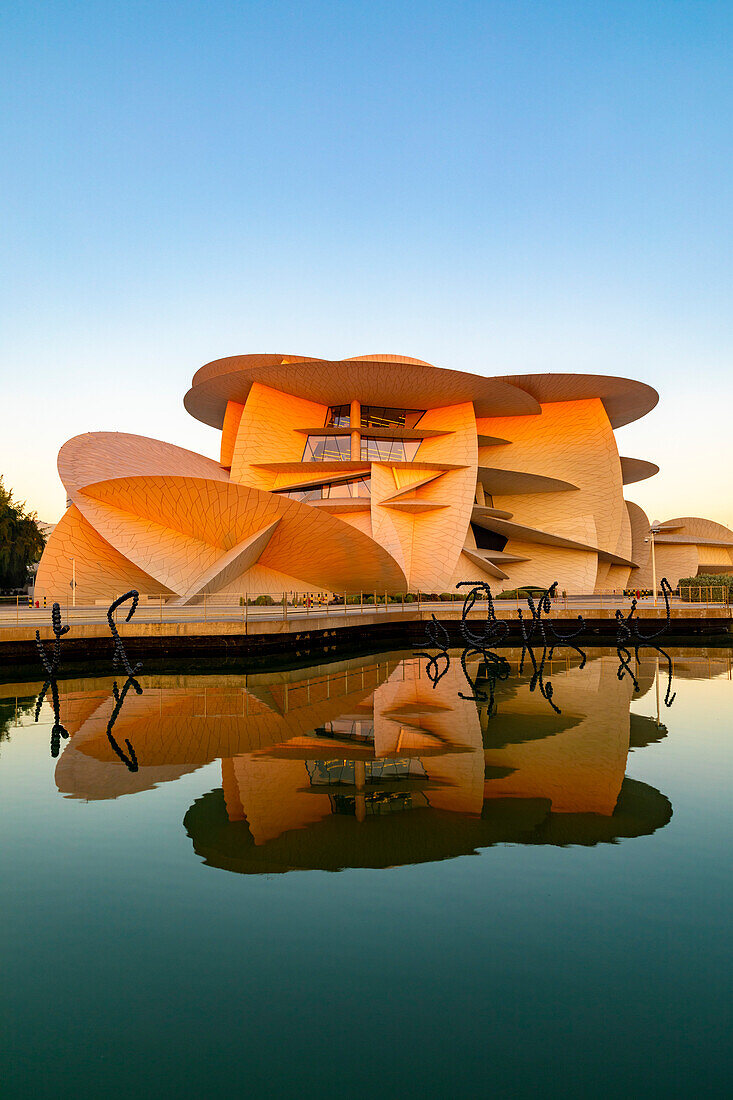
0, 477, 46, 590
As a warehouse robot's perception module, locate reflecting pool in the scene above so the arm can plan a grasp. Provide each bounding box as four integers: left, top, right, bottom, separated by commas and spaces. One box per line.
1, 647, 731, 1097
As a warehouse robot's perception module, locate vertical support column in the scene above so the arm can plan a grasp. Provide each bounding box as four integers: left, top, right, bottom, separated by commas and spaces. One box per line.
350, 398, 361, 461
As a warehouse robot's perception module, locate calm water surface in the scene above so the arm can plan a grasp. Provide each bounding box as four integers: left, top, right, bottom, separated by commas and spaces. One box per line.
1, 647, 731, 1098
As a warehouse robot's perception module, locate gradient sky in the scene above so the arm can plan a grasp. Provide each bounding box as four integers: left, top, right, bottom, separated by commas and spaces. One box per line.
2, 1, 732, 526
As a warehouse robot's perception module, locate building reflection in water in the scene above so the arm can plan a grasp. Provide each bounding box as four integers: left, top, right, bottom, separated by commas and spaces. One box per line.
42, 649, 733, 872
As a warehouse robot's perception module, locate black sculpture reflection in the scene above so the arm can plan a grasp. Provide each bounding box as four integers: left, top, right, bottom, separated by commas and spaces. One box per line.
415, 579, 678, 717
416, 580, 588, 715
34, 591, 143, 770
615, 577, 676, 708
105, 675, 141, 771
34, 602, 70, 756
413, 614, 451, 687
104, 591, 143, 771
458, 644, 510, 710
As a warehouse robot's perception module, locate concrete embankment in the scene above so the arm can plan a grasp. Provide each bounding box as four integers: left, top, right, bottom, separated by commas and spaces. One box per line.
1, 605, 730, 672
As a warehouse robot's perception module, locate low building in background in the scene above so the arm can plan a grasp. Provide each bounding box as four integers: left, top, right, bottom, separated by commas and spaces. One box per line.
35, 353, 733, 601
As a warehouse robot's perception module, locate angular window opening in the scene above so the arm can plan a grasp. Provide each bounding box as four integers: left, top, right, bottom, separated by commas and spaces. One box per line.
315, 720, 375, 744
305, 757, 429, 817
360, 406, 425, 429
277, 477, 371, 502
360, 438, 421, 462
325, 405, 350, 428
302, 435, 352, 461
470, 523, 508, 552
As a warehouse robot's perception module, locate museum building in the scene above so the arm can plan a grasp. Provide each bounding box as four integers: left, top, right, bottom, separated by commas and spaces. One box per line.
35, 353, 733, 601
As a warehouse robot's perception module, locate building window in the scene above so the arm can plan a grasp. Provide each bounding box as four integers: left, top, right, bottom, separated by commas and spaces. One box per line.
306, 756, 426, 786
361, 438, 421, 462
360, 406, 424, 429
315, 720, 375, 744
325, 404, 351, 428
278, 477, 371, 502
304, 758, 429, 816
470, 523, 507, 552
325, 477, 371, 498
302, 434, 352, 461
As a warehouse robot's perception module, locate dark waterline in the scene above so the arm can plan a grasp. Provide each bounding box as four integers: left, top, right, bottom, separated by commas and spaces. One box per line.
1, 647, 731, 1098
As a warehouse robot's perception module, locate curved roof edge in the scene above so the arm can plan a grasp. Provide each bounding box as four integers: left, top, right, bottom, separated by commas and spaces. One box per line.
620, 457, 660, 485
58, 431, 228, 496
192, 354, 323, 388
184, 355, 660, 431
495, 372, 659, 428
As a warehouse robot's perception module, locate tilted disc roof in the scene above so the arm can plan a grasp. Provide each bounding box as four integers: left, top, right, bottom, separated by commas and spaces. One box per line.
184, 353, 659, 430
493, 372, 659, 428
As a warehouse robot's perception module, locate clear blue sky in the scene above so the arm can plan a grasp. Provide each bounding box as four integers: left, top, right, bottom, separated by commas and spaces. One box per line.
2, 0, 732, 525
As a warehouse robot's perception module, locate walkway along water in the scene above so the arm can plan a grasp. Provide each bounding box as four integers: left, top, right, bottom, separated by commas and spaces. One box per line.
1, 580, 730, 672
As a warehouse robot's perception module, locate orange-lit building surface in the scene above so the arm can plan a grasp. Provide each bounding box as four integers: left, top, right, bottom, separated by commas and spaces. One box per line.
35, 353, 733, 600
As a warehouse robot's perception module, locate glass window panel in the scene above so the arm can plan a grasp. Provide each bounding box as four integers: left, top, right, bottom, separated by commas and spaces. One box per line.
360, 406, 425, 429
360, 438, 421, 462
276, 486, 320, 502
326, 481, 351, 498
325, 405, 350, 427
277, 477, 371, 501
302, 435, 352, 461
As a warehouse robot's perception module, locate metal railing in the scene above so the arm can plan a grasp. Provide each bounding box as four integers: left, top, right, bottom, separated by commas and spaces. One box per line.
1, 584, 730, 629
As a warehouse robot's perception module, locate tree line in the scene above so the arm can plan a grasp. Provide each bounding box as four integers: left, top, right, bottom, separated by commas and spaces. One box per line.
0, 476, 46, 591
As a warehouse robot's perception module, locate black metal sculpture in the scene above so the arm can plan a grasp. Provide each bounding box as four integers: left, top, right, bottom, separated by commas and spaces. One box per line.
34, 590, 144, 770
34, 602, 70, 756
614, 577, 676, 707
456, 581, 509, 649
107, 590, 143, 677
518, 582, 586, 649
104, 590, 143, 770
452, 582, 512, 702
515, 582, 587, 713
414, 579, 585, 714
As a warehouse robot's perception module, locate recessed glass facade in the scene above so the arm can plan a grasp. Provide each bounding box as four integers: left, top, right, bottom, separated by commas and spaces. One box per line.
306, 757, 429, 816
360, 406, 425, 429
278, 477, 371, 502
303, 432, 422, 463
360, 438, 421, 462
302, 435, 352, 461
325, 404, 351, 427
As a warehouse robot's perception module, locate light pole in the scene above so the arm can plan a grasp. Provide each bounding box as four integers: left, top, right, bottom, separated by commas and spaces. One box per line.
71, 557, 76, 608
647, 523, 661, 607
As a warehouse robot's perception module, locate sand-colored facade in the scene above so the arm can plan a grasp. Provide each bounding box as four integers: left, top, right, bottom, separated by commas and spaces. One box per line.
35, 353, 733, 599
